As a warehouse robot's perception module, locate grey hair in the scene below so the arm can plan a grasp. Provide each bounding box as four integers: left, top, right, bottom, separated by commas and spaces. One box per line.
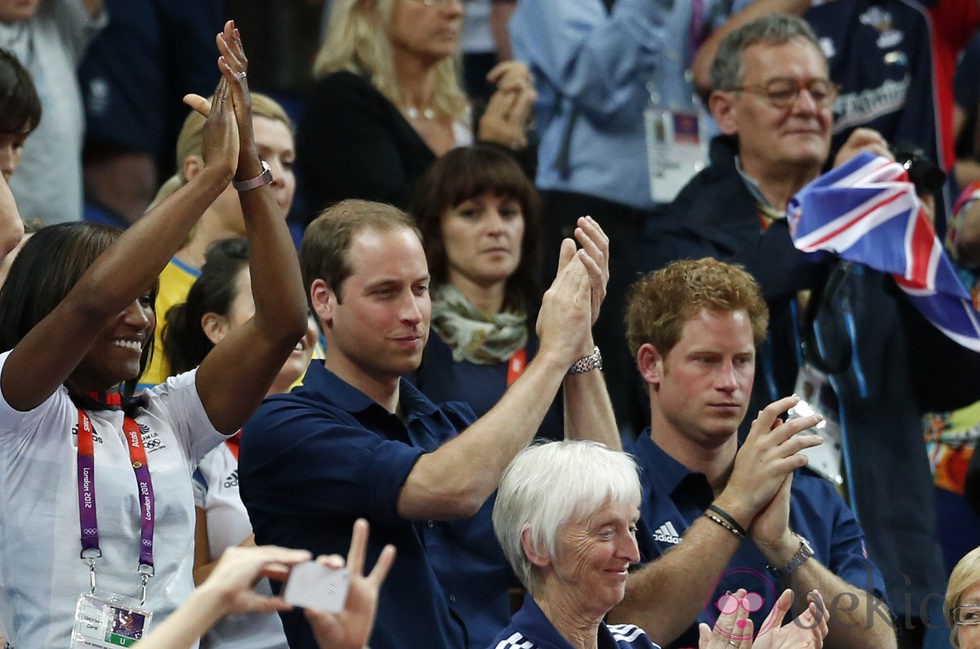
492, 440, 641, 595
710, 13, 822, 91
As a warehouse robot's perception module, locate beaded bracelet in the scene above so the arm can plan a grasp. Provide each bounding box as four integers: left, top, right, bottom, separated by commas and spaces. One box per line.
705, 504, 747, 540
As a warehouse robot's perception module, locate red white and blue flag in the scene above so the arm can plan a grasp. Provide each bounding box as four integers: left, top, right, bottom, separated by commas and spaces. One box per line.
788, 151, 980, 352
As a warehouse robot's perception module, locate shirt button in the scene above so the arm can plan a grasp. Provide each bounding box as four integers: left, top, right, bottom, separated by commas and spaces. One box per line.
449, 594, 456, 602
427, 520, 435, 528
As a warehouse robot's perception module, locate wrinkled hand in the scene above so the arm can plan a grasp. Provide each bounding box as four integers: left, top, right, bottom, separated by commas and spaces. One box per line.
536, 245, 595, 363
718, 396, 823, 527
699, 588, 754, 648
833, 127, 891, 168
753, 590, 829, 649
196, 545, 312, 617
477, 61, 536, 150
306, 519, 396, 649
698, 589, 828, 649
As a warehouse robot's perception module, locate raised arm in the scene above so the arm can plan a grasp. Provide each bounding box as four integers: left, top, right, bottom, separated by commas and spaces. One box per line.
0, 78, 237, 411
193, 22, 308, 434
560, 216, 620, 450
397, 248, 595, 520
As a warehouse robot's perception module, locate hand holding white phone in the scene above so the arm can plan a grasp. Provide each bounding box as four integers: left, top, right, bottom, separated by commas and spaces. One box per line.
283, 562, 351, 613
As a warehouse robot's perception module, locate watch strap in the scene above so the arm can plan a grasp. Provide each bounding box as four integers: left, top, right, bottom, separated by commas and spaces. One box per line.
767, 533, 814, 577
567, 346, 602, 375
233, 160, 273, 191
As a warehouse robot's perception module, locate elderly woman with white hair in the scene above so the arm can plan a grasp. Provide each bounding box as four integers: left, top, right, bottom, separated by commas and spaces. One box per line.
490, 441, 831, 649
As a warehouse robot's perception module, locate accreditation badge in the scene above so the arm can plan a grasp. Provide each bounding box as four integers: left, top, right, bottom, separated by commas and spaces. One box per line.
644, 104, 709, 203
788, 364, 844, 486
70, 592, 152, 649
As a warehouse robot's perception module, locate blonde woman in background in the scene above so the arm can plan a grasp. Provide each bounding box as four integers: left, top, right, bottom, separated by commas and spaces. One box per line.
139, 92, 296, 388
947, 547, 980, 649
294, 0, 535, 224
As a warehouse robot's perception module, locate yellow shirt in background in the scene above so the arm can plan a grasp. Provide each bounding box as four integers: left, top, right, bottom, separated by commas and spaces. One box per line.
139, 258, 200, 389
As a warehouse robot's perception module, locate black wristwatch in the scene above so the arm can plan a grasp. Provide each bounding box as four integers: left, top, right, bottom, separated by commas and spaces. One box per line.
768, 533, 814, 578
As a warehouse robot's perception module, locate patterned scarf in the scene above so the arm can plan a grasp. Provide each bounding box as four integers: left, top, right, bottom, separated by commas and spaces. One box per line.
430, 284, 527, 364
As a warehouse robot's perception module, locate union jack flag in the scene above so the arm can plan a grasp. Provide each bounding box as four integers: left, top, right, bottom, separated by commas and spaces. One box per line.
788, 151, 980, 352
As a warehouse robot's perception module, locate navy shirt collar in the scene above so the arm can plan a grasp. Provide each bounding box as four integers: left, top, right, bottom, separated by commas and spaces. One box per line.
300, 361, 440, 419
629, 428, 709, 499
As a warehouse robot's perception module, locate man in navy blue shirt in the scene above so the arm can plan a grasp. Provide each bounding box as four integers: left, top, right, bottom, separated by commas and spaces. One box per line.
607, 258, 894, 649
240, 200, 619, 649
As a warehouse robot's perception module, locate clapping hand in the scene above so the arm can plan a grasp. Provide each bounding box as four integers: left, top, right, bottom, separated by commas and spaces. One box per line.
698, 588, 829, 649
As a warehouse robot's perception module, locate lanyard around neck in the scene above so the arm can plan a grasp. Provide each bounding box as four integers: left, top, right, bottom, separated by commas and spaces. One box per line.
77, 408, 156, 594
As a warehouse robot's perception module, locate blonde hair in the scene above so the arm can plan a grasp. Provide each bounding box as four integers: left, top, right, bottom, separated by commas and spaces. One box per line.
148, 92, 293, 211
946, 546, 980, 648
312, 0, 467, 121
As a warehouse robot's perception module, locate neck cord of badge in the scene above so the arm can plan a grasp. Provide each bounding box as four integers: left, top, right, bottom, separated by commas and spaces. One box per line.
76, 405, 156, 604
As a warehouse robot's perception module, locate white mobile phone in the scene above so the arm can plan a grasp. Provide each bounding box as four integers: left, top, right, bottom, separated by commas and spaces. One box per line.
282, 562, 351, 613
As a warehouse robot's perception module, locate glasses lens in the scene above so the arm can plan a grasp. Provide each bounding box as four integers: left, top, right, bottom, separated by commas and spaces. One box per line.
807, 80, 837, 106
761, 78, 837, 107
764, 79, 798, 106
955, 606, 980, 625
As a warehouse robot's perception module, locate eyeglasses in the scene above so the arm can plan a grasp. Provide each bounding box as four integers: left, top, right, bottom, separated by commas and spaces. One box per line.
725, 77, 841, 108
953, 605, 980, 626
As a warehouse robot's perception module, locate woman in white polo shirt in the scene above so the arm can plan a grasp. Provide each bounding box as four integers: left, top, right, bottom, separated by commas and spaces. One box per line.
0, 22, 307, 649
